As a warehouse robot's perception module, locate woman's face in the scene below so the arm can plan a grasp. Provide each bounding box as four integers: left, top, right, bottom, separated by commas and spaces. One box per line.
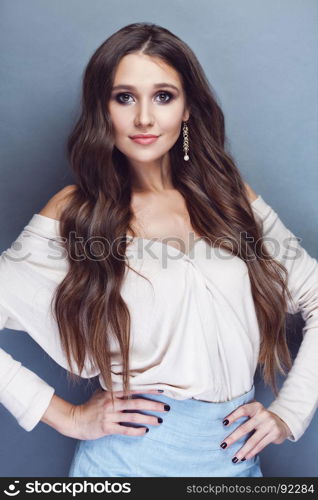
108, 53, 189, 164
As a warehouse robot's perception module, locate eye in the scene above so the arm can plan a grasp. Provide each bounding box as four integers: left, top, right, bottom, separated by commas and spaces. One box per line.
113, 91, 174, 105
115, 93, 133, 104
155, 91, 174, 103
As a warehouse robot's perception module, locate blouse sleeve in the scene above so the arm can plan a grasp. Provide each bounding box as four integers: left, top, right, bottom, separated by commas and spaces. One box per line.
251, 195, 318, 442
0, 302, 55, 432
0, 214, 100, 432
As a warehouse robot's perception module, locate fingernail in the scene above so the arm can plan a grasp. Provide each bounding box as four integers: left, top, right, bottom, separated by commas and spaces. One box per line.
158, 417, 163, 423
223, 419, 229, 425
220, 442, 227, 449
164, 404, 170, 411
158, 389, 164, 392
241, 457, 246, 461
232, 457, 238, 463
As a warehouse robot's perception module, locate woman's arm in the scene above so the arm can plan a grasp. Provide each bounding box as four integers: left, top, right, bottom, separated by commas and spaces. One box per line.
0, 185, 77, 432
250, 193, 318, 442
0, 316, 55, 432
40, 393, 77, 437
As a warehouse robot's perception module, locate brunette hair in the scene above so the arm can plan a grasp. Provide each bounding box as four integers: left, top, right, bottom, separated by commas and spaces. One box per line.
51, 22, 295, 406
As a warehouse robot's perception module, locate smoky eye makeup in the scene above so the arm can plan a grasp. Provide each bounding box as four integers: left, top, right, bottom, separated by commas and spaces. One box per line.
111, 90, 177, 104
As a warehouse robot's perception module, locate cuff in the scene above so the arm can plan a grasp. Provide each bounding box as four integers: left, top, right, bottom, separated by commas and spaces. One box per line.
267, 401, 300, 442
0, 363, 55, 432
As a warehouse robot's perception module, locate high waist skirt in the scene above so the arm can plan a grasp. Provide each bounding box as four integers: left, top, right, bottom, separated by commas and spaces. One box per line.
68, 384, 263, 477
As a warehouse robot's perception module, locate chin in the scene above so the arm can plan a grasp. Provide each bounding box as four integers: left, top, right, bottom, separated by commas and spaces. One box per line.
131, 155, 165, 163
124, 150, 167, 162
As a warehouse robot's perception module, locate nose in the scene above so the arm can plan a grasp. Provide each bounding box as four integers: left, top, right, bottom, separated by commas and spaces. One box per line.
134, 97, 154, 127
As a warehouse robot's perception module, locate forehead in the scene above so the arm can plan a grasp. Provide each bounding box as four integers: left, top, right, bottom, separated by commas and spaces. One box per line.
113, 53, 182, 87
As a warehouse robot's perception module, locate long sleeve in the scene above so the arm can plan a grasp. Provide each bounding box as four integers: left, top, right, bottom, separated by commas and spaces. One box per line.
251, 195, 318, 442
0, 214, 98, 432
0, 302, 55, 432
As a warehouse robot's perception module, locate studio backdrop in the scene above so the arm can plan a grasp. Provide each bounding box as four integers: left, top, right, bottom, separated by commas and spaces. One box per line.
0, 0, 317, 477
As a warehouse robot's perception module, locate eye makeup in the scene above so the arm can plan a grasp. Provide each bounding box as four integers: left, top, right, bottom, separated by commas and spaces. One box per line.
112, 90, 176, 104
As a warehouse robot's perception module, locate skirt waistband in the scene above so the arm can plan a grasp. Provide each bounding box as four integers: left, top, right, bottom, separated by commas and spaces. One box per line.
128, 384, 255, 421
68, 382, 263, 477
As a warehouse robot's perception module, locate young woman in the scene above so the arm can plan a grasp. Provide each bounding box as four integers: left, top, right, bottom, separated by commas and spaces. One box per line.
0, 22, 317, 478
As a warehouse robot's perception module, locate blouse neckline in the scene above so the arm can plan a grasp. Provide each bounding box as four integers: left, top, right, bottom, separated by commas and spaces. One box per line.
32, 194, 262, 259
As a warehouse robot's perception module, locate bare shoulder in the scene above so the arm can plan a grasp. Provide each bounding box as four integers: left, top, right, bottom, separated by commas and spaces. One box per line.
38, 184, 77, 221
243, 181, 259, 203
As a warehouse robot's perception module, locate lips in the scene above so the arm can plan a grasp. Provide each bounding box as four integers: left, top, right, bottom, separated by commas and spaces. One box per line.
130, 135, 159, 145
130, 134, 159, 139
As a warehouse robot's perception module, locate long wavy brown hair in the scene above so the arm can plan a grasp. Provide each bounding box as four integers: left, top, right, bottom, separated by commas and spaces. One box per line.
51, 22, 296, 406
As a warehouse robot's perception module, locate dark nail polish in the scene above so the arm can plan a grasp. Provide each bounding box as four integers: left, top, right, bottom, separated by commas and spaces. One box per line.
223, 419, 229, 425
158, 389, 164, 392
232, 457, 238, 463
158, 417, 163, 423
145, 428, 149, 433
164, 404, 170, 411
241, 457, 246, 462
220, 442, 227, 449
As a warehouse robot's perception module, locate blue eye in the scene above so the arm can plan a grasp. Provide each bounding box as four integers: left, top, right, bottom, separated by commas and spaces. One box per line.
114, 91, 174, 104
156, 92, 173, 103
116, 93, 132, 104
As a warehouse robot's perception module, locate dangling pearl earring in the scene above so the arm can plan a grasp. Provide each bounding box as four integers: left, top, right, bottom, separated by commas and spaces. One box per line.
182, 121, 190, 161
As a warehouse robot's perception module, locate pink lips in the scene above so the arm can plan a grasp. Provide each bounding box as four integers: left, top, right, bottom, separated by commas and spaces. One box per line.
130, 135, 159, 145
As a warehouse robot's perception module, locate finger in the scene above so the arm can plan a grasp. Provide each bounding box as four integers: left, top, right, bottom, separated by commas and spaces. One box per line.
113, 411, 163, 426
115, 389, 163, 398
232, 431, 272, 462
113, 423, 150, 436
220, 418, 257, 449
117, 397, 169, 413
223, 401, 261, 426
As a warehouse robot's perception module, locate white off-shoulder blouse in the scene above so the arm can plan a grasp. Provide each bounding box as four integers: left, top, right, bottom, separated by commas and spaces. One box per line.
0, 194, 317, 442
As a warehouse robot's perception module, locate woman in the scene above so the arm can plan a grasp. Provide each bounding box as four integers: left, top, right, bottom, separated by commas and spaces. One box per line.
0, 22, 317, 478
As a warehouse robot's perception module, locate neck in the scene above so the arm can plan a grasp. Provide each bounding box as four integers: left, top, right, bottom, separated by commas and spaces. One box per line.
129, 153, 174, 193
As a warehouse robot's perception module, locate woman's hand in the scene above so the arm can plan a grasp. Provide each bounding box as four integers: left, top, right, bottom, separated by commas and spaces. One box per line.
68, 388, 168, 440
220, 400, 293, 463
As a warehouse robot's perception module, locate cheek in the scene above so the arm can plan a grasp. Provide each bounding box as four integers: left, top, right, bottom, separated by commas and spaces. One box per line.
161, 118, 183, 146
157, 105, 185, 133
161, 116, 182, 133
110, 113, 127, 137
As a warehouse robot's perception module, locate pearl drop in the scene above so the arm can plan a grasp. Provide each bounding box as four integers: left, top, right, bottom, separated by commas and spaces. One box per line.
184, 155, 189, 161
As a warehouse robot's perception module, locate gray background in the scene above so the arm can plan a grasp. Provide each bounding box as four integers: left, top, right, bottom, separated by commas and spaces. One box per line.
0, 0, 317, 477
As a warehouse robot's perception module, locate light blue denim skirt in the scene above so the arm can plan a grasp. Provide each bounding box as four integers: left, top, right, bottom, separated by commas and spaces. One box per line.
68, 383, 263, 477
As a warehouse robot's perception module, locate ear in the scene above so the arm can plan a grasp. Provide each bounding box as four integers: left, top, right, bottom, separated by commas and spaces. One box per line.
183, 107, 190, 122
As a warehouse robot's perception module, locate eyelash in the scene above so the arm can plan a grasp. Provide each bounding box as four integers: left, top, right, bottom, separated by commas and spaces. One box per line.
113, 91, 175, 105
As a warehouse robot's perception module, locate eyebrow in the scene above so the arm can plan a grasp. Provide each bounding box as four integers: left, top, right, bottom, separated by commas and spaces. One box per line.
111, 83, 180, 92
